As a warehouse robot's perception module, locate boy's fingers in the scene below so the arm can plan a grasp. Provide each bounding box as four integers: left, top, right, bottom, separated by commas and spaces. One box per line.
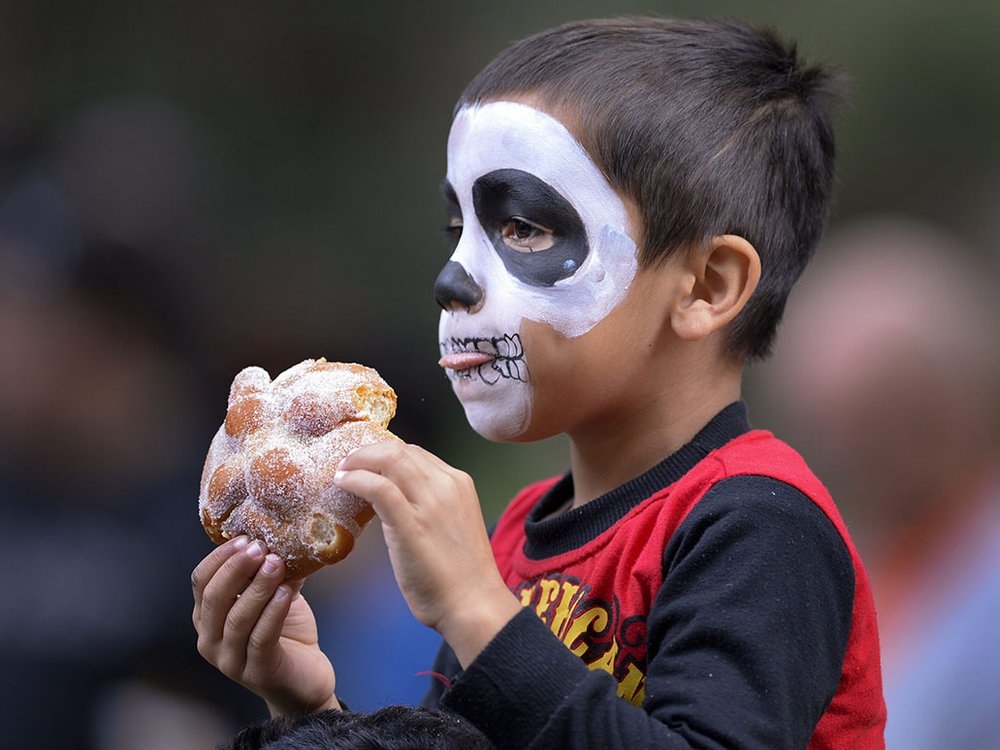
245, 580, 299, 671
192, 535, 249, 622
335, 467, 412, 527
196, 539, 270, 646
338, 439, 408, 474
339, 440, 450, 480
338, 442, 465, 499
223, 553, 286, 641
213, 552, 287, 679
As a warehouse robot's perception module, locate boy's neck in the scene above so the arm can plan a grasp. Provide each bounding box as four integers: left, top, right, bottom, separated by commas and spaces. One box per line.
566, 373, 742, 508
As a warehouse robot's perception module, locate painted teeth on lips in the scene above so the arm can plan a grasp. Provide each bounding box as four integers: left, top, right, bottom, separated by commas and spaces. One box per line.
438, 350, 495, 372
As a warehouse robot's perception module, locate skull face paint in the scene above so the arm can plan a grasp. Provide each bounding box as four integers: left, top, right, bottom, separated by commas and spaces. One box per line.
436, 101, 638, 441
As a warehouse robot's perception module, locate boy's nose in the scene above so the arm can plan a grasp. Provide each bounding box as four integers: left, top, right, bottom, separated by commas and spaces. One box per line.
434, 261, 484, 312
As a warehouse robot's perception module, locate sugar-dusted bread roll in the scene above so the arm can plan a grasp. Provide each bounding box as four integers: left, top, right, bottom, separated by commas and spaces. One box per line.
199, 358, 396, 578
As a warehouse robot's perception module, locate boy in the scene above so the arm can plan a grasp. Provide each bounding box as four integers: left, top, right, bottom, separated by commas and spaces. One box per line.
192, 17, 886, 749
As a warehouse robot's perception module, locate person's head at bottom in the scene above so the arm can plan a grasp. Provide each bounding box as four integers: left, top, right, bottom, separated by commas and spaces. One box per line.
222, 705, 494, 750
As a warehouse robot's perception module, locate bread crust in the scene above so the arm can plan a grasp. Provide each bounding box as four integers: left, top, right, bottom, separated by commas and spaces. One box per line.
199, 358, 396, 578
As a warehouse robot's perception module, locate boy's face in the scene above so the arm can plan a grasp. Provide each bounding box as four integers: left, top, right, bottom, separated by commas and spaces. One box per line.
436, 100, 638, 441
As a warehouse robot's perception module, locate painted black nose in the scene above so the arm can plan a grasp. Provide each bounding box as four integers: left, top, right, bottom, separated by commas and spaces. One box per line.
434, 260, 484, 311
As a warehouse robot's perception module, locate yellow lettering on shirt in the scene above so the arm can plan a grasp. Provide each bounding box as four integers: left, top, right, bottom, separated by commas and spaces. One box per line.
514, 574, 648, 707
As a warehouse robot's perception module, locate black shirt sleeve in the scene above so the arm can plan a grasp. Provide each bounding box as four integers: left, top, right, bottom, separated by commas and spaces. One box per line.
426, 476, 855, 750
647, 476, 855, 747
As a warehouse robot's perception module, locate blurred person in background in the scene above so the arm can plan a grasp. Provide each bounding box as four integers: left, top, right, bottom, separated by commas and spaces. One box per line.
0, 148, 261, 748
752, 217, 1000, 749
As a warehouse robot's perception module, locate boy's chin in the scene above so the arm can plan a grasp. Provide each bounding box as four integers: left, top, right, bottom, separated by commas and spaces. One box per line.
461, 401, 532, 443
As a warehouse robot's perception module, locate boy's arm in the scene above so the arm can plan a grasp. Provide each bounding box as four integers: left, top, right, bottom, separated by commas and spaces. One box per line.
431, 478, 854, 749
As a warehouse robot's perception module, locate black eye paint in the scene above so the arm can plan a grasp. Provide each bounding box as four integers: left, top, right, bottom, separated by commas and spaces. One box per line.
472, 169, 588, 287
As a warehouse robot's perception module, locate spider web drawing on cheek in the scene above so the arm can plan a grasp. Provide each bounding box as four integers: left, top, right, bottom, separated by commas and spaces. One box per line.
486, 333, 527, 383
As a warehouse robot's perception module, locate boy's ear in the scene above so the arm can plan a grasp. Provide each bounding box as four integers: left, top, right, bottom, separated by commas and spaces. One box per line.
670, 234, 761, 341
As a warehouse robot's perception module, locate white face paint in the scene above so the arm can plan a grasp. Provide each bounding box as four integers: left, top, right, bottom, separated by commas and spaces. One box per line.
436, 101, 638, 441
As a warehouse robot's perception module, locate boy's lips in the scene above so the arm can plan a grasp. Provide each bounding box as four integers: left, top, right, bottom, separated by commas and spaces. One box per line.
438, 351, 495, 372
438, 332, 527, 383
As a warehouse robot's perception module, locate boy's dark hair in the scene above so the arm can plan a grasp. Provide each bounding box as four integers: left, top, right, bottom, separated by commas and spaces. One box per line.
457, 17, 848, 361
221, 706, 494, 750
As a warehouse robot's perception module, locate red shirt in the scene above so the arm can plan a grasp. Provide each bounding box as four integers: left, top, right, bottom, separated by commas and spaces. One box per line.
434, 403, 886, 749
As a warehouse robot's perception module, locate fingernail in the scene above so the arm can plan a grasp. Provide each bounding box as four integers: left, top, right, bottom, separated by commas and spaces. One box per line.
262, 554, 280, 575
274, 584, 290, 601
232, 535, 249, 550
333, 469, 347, 484
247, 540, 266, 559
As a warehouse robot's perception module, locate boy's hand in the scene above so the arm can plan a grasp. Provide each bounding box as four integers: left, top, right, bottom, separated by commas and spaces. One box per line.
335, 442, 522, 668
191, 536, 339, 717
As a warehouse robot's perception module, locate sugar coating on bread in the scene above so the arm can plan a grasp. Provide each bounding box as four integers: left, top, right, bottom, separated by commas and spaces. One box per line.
199, 358, 396, 578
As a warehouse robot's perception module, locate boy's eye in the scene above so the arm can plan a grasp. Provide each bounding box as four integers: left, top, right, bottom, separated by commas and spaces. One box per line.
472, 168, 588, 287
501, 217, 554, 253
440, 179, 464, 250
443, 222, 463, 249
